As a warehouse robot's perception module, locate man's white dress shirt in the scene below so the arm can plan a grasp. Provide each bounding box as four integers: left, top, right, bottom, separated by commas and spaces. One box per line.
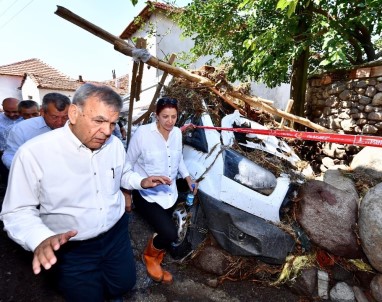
0, 122, 143, 251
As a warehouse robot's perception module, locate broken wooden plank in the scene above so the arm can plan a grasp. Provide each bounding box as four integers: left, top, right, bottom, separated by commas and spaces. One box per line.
280, 99, 294, 129
55, 5, 334, 134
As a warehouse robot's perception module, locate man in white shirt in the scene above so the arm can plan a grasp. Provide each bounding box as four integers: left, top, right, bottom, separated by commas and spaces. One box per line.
2, 93, 70, 169
0, 83, 171, 302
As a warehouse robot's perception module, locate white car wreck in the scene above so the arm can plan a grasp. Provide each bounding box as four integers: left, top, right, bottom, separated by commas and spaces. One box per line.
172, 108, 304, 264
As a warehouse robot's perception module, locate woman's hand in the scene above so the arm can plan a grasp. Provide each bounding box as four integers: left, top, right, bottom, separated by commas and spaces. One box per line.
185, 176, 198, 194
141, 176, 172, 188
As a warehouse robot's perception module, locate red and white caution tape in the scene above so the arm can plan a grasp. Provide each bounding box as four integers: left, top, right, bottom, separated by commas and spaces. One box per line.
180, 124, 382, 148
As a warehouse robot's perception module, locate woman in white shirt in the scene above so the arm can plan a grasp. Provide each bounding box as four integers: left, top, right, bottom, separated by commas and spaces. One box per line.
126, 97, 196, 284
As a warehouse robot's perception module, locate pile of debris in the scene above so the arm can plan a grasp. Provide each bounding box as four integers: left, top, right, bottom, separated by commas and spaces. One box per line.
162, 67, 382, 302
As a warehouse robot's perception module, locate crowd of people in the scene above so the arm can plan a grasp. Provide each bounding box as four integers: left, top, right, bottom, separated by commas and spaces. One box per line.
0, 83, 197, 302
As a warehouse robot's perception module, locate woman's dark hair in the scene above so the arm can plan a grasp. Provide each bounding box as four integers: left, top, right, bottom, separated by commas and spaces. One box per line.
156, 97, 178, 115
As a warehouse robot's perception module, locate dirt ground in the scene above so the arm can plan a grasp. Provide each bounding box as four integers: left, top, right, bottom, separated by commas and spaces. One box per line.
0, 194, 302, 302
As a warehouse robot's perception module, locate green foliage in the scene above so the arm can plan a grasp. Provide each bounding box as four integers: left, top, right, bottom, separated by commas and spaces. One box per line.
178, 0, 382, 87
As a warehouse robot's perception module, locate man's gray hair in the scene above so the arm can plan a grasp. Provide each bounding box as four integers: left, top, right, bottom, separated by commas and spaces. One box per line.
72, 83, 123, 112
41, 93, 71, 112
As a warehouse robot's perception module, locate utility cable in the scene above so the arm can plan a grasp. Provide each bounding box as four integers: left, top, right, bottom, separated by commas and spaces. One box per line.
0, 0, 20, 18
0, 0, 34, 30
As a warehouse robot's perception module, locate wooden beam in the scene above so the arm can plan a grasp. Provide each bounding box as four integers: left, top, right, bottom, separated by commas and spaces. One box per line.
134, 38, 147, 101
280, 99, 294, 129
208, 86, 245, 116
55, 5, 334, 134
126, 46, 140, 146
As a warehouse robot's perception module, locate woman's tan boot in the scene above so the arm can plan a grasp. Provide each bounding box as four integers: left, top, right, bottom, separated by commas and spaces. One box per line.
142, 237, 164, 282
157, 249, 173, 284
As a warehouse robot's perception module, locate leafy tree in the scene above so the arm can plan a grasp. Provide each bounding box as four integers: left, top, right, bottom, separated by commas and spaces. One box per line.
174, 0, 382, 116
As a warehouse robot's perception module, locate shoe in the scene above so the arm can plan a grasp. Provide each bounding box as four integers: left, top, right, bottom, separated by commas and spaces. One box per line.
157, 248, 173, 284
142, 236, 173, 284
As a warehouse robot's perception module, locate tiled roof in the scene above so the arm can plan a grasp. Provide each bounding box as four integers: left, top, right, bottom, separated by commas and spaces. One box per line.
23, 74, 82, 91
21, 73, 130, 95
119, 1, 182, 39
103, 74, 130, 95
0, 58, 70, 79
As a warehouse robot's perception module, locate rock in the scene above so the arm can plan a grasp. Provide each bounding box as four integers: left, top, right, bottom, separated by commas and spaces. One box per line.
351, 147, 382, 182
331, 263, 354, 283
318, 270, 329, 300
370, 274, 382, 302
372, 92, 382, 106
359, 183, 382, 272
206, 278, 219, 288
329, 282, 355, 302
192, 245, 229, 276
353, 270, 375, 290
322, 142, 347, 159
365, 86, 377, 98
297, 180, 361, 258
362, 124, 378, 134
323, 169, 359, 204
341, 119, 357, 132
368, 112, 382, 121
352, 286, 369, 302
289, 267, 318, 297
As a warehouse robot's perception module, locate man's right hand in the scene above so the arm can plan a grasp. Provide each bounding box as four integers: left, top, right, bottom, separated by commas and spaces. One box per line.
141, 176, 172, 188
32, 230, 78, 275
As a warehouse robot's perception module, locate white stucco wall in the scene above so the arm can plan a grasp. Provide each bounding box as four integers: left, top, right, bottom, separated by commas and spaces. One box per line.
21, 76, 41, 102
39, 89, 74, 102
126, 11, 213, 115
0, 75, 23, 102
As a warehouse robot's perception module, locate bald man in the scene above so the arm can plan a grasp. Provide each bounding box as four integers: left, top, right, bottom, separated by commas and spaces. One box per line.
0, 98, 22, 188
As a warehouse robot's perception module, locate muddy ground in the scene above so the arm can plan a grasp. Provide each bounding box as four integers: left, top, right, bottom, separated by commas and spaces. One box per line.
0, 193, 303, 302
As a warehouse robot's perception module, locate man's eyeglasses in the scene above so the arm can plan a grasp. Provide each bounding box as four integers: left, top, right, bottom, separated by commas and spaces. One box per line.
157, 97, 178, 106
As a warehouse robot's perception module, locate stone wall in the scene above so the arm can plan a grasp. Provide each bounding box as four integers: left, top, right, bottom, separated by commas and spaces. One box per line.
306, 65, 382, 135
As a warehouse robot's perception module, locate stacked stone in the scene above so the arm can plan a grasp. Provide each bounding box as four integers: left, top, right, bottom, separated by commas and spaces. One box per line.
307, 77, 382, 135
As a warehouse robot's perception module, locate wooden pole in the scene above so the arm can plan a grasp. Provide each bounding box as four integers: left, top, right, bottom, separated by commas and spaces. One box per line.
126, 43, 141, 146
280, 99, 294, 129
209, 87, 245, 116
55, 5, 334, 134
134, 38, 147, 101
55, 6, 129, 47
